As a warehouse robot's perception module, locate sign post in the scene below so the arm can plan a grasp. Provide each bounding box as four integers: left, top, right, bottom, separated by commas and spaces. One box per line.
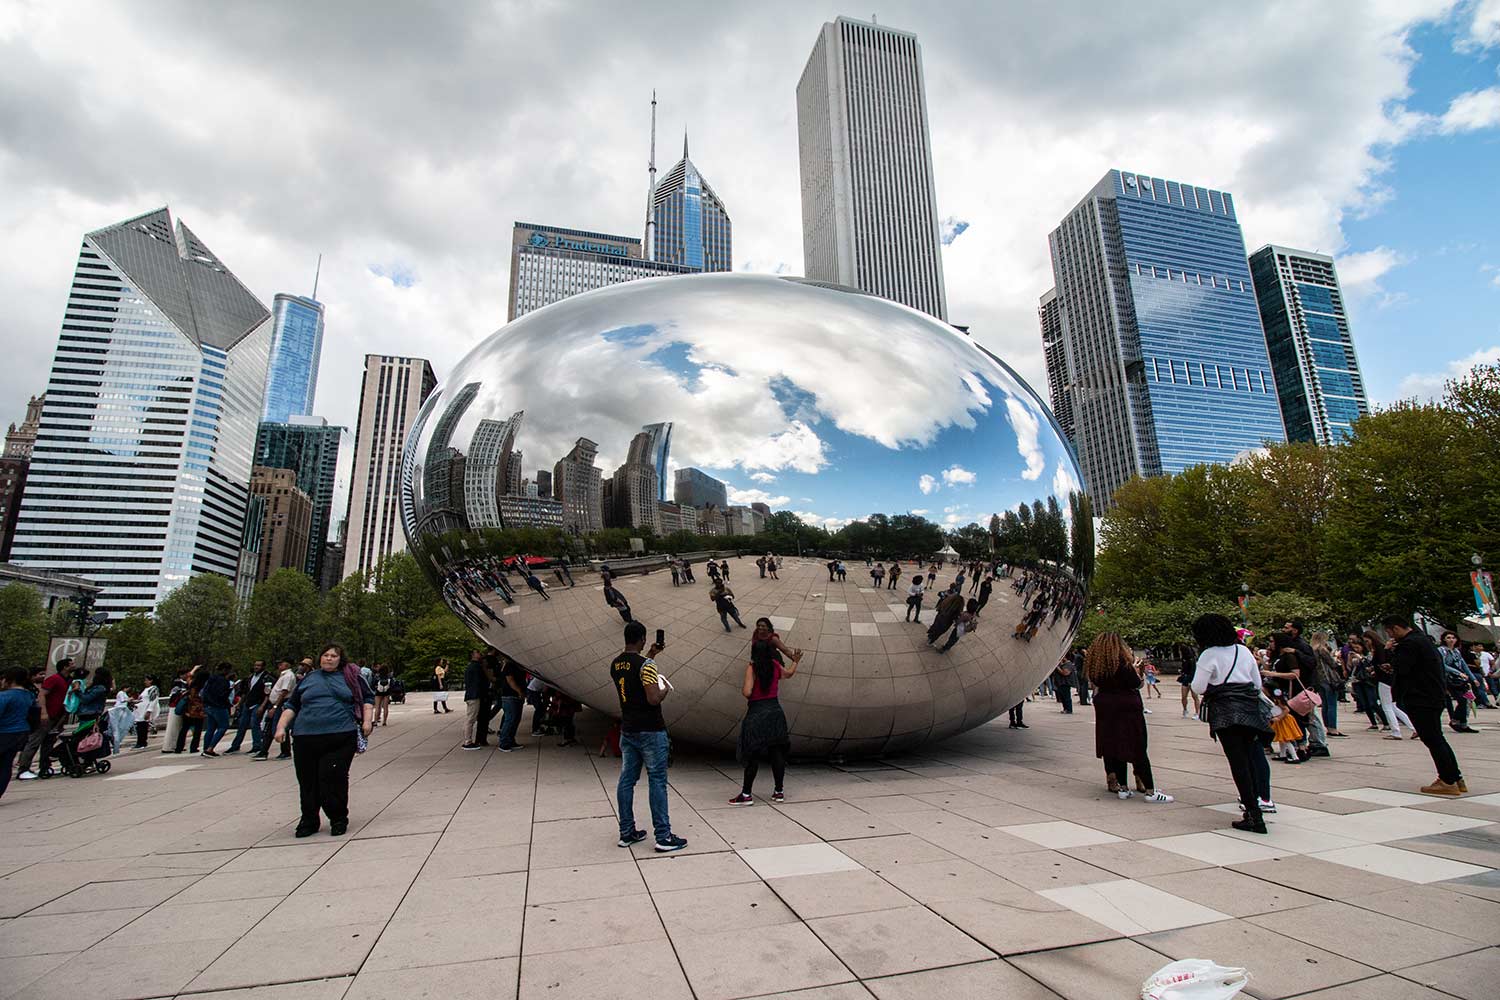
48, 635, 107, 675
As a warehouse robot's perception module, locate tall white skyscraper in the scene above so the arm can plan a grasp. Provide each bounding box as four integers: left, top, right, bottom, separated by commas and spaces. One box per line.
343, 354, 435, 581
797, 16, 948, 320
11, 208, 271, 615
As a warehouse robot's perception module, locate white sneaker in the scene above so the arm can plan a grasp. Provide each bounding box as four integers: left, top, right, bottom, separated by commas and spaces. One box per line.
1144, 790, 1174, 803
1143, 708, 1152, 714
17, 770, 37, 780
1117, 789, 1133, 799
1258, 798, 1277, 813
1182, 710, 1192, 719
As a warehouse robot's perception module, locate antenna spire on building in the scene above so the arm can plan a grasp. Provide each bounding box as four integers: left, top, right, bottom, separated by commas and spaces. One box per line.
683, 129, 689, 161
311, 253, 322, 300
645, 90, 658, 262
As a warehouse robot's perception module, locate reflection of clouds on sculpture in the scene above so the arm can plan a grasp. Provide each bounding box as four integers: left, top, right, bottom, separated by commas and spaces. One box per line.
1005, 397, 1046, 481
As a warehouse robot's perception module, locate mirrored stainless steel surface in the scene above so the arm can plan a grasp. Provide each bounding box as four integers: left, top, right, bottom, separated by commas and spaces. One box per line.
401, 273, 1088, 756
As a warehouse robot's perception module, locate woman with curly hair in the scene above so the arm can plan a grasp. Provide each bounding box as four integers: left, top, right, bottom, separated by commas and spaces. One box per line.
1085, 633, 1173, 803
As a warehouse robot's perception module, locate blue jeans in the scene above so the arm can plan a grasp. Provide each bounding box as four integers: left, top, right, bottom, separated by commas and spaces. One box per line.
617, 730, 671, 841
227, 704, 262, 753
1320, 684, 1338, 730
497, 696, 523, 748
202, 706, 230, 751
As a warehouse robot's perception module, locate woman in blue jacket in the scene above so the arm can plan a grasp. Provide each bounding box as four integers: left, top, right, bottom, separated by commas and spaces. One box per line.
273, 644, 374, 837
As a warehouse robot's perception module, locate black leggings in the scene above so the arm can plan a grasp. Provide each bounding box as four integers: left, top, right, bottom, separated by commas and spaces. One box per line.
1216, 725, 1264, 822
293, 730, 358, 828
1008, 703, 1024, 725
1407, 707, 1462, 785
135, 720, 150, 748
742, 745, 787, 795
174, 717, 203, 753
1103, 756, 1154, 791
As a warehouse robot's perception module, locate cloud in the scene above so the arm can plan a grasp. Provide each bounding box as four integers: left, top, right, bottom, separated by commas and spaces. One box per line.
1459, 0, 1500, 50
369, 262, 418, 288
1052, 461, 1080, 499
909, 508, 930, 516
941, 464, 976, 486
1337, 246, 1410, 308
1396, 345, 1500, 401
1436, 87, 1500, 133
727, 486, 790, 506
792, 509, 856, 530
939, 217, 969, 246
749, 471, 777, 483
1004, 398, 1045, 480
918, 474, 938, 495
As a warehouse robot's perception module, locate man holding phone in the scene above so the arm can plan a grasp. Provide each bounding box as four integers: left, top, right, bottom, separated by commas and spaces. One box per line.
609, 621, 687, 853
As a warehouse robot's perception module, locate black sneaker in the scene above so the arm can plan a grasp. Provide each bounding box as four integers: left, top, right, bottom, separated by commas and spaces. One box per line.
655, 835, 689, 853
1308, 745, 1331, 757
461, 743, 481, 751
618, 829, 649, 848
1231, 817, 1267, 834
250, 753, 268, 761
294, 824, 319, 838
330, 820, 348, 837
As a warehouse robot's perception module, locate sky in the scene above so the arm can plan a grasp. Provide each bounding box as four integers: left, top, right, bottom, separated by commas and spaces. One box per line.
1, 0, 1497, 517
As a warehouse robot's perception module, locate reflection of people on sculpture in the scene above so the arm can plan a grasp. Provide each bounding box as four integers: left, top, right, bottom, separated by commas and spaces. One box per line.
977, 576, 994, 611
767, 555, 779, 580
905, 576, 926, 622
710, 580, 747, 632
926, 587, 964, 645
670, 560, 681, 587
888, 562, 901, 590
604, 582, 632, 623
718, 559, 729, 580
826, 559, 837, 582
729, 618, 802, 806
681, 559, 696, 584
938, 599, 980, 653
610, 622, 687, 853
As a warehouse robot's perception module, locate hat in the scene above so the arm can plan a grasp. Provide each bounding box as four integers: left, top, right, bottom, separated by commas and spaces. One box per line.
299, 658, 314, 667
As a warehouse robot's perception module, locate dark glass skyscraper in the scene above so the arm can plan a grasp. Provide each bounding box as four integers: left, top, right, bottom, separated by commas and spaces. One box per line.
1046, 170, 1285, 506
1249, 245, 1369, 445
253, 416, 343, 583
262, 293, 325, 422
651, 136, 731, 271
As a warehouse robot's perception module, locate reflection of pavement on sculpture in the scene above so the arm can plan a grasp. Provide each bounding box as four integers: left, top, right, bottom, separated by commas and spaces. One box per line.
472, 556, 1072, 756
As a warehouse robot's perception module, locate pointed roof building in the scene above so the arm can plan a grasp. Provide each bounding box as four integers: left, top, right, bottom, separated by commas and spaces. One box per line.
648, 117, 732, 272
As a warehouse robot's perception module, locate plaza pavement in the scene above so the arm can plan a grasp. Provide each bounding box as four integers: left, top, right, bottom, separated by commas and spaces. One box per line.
2, 676, 1498, 998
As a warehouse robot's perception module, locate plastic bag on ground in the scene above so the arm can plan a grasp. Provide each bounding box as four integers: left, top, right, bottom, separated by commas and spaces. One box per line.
1141, 959, 1249, 1000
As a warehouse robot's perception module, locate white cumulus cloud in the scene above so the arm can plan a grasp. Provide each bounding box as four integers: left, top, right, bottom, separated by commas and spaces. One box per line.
909, 508, 930, 516
941, 464, 976, 486
1052, 461, 1080, 499
749, 471, 777, 483
1004, 397, 1046, 481
1396, 345, 1500, 403
918, 474, 938, 495
1437, 87, 1500, 133
727, 487, 791, 506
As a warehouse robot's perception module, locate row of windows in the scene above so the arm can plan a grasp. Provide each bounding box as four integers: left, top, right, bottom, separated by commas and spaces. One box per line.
1132, 262, 1248, 292
1146, 358, 1273, 393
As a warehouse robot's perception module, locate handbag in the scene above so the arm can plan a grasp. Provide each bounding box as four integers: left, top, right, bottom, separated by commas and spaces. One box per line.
77, 729, 102, 753
1287, 677, 1322, 717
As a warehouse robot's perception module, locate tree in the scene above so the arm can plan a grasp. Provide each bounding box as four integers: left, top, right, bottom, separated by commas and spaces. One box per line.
322, 571, 391, 665
102, 610, 166, 689
1236, 442, 1335, 600
401, 602, 478, 685
1093, 476, 1171, 599
244, 569, 322, 665
1069, 491, 1095, 581
154, 573, 242, 667
0, 583, 50, 669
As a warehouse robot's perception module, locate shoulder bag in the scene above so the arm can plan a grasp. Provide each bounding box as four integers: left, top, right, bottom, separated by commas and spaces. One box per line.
1287, 676, 1323, 717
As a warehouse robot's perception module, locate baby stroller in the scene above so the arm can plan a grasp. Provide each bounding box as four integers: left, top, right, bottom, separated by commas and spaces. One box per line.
56, 716, 113, 777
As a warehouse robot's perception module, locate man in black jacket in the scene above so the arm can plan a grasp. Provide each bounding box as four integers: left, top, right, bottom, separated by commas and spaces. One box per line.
461, 650, 490, 750
1383, 616, 1465, 796
225, 661, 268, 755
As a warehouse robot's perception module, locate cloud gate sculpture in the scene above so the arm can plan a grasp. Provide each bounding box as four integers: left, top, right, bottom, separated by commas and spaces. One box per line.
400, 273, 1090, 756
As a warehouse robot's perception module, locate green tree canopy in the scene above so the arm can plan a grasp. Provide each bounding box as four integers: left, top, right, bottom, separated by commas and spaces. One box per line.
154, 573, 242, 668
0, 583, 50, 670
244, 569, 322, 665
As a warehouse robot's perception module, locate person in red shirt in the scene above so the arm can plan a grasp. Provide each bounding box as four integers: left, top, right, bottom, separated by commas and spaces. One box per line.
729, 619, 802, 806
16, 658, 74, 779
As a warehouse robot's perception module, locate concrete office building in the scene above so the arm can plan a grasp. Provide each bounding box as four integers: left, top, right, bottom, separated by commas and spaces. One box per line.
553, 437, 604, 535
262, 293, 325, 422
0, 395, 43, 562
797, 17, 948, 320
253, 417, 342, 583
463, 411, 523, 530
11, 208, 271, 615
1045, 170, 1285, 507
507, 223, 693, 321
1038, 289, 1076, 443
343, 354, 436, 580
673, 467, 728, 510
250, 466, 312, 583
1249, 245, 1370, 445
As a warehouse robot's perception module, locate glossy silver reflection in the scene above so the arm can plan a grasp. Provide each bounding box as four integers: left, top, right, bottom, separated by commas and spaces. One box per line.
401, 274, 1088, 756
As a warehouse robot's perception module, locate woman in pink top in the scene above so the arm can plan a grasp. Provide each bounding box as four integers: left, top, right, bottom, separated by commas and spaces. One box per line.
730, 618, 802, 805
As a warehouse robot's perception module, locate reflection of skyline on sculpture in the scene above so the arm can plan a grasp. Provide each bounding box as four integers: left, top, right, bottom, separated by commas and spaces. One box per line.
399, 275, 1088, 755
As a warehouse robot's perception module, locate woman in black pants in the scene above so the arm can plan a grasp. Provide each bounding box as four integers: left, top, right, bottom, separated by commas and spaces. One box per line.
274, 644, 374, 837
728, 618, 802, 806
1190, 614, 1273, 834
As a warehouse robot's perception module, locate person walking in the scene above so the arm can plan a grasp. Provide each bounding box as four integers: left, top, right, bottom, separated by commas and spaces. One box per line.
1179, 657, 1201, 719
1385, 617, 1466, 795
1349, 638, 1386, 730
1369, 629, 1415, 740
462, 651, 490, 750
976, 576, 994, 612
888, 562, 901, 591
719, 559, 729, 581
1438, 632, 1480, 732
0, 668, 37, 800
252, 660, 298, 760
926, 587, 965, 645
199, 663, 233, 757
604, 581, 633, 624
710, 580, 747, 631
904, 576, 926, 622
610, 622, 687, 852
273, 644, 374, 837
16, 659, 71, 780
1007, 702, 1028, 729
1190, 614, 1274, 833
938, 599, 980, 653
372, 666, 394, 727
226, 661, 269, 754
1086, 634, 1173, 802
172, 668, 207, 755
432, 659, 451, 714
729, 618, 802, 805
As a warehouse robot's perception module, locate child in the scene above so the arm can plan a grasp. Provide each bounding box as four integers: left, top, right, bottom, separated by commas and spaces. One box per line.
108, 690, 134, 756
1269, 689, 1303, 762
1143, 660, 1161, 698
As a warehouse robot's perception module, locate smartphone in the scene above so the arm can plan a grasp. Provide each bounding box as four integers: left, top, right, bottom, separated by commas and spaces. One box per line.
655, 628, 666, 649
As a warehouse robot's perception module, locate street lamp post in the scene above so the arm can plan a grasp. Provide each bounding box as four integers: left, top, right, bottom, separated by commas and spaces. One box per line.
1239, 583, 1250, 627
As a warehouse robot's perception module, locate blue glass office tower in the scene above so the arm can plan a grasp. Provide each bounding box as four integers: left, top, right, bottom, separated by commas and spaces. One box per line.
1249, 246, 1369, 445
262, 293, 325, 421
651, 135, 732, 272
1046, 170, 1285, 506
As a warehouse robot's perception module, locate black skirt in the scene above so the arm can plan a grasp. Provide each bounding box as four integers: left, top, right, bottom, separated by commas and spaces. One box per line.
737, 698, 789, 762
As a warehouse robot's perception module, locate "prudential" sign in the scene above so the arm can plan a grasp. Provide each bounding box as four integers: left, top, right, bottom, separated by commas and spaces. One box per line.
527, 230, 628, 258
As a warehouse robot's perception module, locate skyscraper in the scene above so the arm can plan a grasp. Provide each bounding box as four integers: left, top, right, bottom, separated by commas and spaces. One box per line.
1038, 289, 1076, 443
253, 416, 343, 582
552, 438, 603, 535
797, 16, 948, 319
507, 223, 693, 321
0, 395, 43, 562
11, 208, 271, 615
343, 354, 436, 581
608, 431, 661, 532
673, 467, 728, 509
464, 410, 523, 529
1045, 170, 1285, 506
4, 395, 43, 460
632, 422, 672, 501
650, 131, 732, 271
262, 293, 325, 422
1249, 245, 1369, 445
250, 466, 312, 583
